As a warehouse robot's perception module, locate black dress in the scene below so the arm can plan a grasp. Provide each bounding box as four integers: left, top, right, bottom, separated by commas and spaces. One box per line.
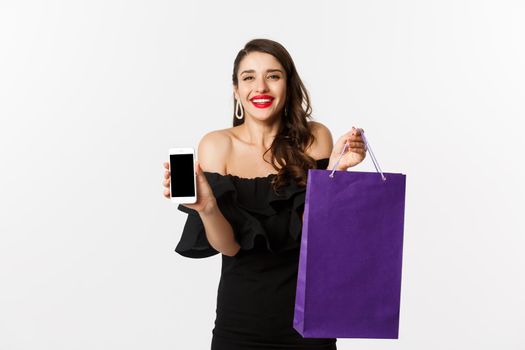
175, 158, 337, 350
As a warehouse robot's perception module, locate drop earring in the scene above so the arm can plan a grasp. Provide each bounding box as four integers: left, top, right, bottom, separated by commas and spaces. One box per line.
235, 98, 244, 120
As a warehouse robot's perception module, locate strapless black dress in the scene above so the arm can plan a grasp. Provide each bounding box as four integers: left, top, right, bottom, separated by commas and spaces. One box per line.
175, 158, 337, 350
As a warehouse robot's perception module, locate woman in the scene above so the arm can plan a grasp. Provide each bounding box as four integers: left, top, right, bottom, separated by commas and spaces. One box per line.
163, 39, 366, 349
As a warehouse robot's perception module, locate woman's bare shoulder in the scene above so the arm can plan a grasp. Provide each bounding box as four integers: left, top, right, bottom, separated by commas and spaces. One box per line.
197, 128, 234, 174
306, 120, 333, 159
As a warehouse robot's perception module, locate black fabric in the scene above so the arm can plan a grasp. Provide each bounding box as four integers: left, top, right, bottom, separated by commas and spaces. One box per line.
175, 158, 330, 257
175, 158, 336, 349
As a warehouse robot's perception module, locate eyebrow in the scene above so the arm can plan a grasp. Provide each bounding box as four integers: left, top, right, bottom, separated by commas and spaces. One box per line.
240, 69, 284, 75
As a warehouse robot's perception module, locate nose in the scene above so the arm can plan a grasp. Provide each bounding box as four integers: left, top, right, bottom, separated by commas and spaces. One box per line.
255, 77, 269, 93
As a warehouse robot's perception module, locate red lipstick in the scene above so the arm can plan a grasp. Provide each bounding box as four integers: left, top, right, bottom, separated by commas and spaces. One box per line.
250, 95, 274, 109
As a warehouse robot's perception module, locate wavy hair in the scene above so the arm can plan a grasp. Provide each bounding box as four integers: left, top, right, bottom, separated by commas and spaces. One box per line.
232, 39, 317, 193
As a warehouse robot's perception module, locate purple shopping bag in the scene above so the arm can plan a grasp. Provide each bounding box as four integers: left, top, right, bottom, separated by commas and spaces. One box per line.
293, 132, 406, 339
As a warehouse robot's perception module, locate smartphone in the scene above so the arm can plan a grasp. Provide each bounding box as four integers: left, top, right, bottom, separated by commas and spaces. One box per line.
169, 148, 197, 204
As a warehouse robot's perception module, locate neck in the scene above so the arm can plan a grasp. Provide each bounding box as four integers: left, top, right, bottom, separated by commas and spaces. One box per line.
238, 117, 282, 150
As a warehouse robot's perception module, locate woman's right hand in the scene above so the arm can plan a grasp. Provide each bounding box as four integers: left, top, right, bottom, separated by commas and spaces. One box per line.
163, 161, 217, 214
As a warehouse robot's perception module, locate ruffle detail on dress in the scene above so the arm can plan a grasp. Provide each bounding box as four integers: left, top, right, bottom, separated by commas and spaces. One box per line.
174, 158, 329, 258
174, 207, 220, 258
175, 172, 237, 258
266, 178, 306, 242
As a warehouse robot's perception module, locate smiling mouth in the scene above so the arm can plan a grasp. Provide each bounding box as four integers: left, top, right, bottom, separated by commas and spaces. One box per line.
250, 96, 274, 108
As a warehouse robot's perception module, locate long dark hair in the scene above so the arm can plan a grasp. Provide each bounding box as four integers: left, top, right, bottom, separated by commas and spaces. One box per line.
231, 38, 317, 193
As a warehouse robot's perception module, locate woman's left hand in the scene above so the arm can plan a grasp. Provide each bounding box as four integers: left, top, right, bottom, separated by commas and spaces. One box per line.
328, 127, 367, 171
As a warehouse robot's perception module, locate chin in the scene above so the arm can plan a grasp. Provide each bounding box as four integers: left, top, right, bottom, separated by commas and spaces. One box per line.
248, 112, 274, 121
249, 108, 283, 121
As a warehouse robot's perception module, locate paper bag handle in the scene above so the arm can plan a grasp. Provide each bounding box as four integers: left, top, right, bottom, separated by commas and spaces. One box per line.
329, 128, 387, 181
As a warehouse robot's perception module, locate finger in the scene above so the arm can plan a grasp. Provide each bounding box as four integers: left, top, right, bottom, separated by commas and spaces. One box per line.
349, 149, 366, 157
350, 149, 366, 157
164, 178, 170, 187
163, 189, 170, 198
164, 162, 169, 169
348, 133, 364, 141
347, 138, 362, 145
164, 171, 170, 179
352, 144, 366, 152
341, 141, 363, 151
348, 148, 365, 155
195, 161, 206, 178
348, 141, 364, 148
194, 161, 206, 184
342, 126, 363, 139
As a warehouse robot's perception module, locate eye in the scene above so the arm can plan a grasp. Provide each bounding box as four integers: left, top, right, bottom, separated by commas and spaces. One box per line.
242, 76, 254, 81
268, 74, 280, 80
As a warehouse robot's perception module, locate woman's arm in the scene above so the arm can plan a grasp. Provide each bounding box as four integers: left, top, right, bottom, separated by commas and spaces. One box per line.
199, 201, 241, 257
196, 131, 240, 257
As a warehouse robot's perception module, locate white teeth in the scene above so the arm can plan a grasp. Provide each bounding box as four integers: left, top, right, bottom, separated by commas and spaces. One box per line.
252, 99, 272, 103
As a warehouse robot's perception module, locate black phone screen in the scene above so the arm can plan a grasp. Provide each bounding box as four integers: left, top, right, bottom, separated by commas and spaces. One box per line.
170, 154, 195, 197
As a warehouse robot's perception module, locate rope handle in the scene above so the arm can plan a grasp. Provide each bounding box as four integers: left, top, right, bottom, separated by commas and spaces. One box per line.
329, 128, 387, 181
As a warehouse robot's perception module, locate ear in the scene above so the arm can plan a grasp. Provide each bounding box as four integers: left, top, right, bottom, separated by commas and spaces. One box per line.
232, 85, 239, 100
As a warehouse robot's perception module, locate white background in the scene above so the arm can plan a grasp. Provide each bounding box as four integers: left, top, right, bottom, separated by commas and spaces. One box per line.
1, 0, 524, 349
